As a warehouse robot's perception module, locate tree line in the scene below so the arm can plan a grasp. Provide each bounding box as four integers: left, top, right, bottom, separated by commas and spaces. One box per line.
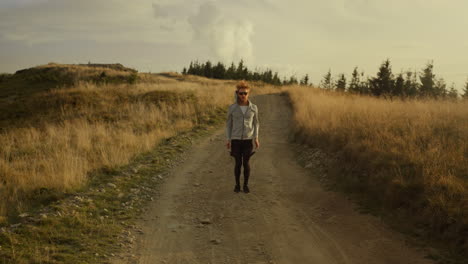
182, 59, 468, 99
319, 59, 467, 99
182, 60, 305, 86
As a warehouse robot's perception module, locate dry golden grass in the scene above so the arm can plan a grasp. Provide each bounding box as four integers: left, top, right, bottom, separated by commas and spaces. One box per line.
0, 67, 279, 220
285, 85, 468, 253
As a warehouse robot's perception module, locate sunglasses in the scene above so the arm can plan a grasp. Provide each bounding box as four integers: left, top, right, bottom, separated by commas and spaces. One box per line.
238, 92, 248, 95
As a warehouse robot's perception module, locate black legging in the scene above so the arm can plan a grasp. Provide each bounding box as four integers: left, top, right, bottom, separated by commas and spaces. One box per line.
230, 139, 253, 186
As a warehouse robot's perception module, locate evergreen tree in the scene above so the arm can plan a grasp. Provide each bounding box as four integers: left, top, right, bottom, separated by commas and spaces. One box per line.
447, 83, 458, 99
212, 62, 226, 79
236, 59, 245, 79
243, 67, 250, 80
336, 73, 346, 92
320, 69, 333, 90
267, 70, 274, 83
253, 71, 260, 81
463, 78, 468, 99
288, 75, 298, 85
434, 77, 448, 98
359, 71, 370, 94
263, 69, 273, 83
258, 69, 264, 82
369, 59, 394, 97
187, 61, 194, 74
419, 61, 436, 97
393, 73, 405, 97
300, 74, 309, 85
348, 67, 360, 94
191, 60, 202, 75
182, 67, 187, 75
403, 71, 419, 97
226, 62, 236, 79
284, 76, 290, 85
203, 61, 213, 78
272, 72, 281, 86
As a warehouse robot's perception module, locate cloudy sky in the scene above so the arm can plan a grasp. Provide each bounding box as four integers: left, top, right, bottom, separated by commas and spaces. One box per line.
1, 0, 467, 90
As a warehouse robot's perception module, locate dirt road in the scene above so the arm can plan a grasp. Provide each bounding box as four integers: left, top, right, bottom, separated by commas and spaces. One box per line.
114, 93, 432, 264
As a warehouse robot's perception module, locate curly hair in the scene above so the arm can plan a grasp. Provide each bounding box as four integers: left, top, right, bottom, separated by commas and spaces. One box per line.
236, 80, 250, 90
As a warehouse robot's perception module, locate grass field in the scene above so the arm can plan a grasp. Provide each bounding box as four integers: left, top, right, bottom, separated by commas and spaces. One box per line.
285, 85, 468, 258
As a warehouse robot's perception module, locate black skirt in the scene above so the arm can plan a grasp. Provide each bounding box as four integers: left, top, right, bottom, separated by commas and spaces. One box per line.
230, 139, 255, 158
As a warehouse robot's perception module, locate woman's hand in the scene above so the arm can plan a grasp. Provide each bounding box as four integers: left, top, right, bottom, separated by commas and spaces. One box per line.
226, 140, 231, 149
254, 138, 260, 149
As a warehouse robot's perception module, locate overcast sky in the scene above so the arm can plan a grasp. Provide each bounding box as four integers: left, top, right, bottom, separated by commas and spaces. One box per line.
1, 0, 467, 90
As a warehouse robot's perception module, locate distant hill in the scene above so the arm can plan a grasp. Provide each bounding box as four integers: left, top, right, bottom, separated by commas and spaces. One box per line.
0, 63, 232, 130
0, 63, 141, 129
15, 62, 138, 75
0, 63, 139, 99
11, 62, 138, 87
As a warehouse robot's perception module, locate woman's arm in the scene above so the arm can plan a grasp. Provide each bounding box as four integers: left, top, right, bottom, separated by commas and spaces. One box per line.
225, 106, 233, 148
253, 106, 259, 149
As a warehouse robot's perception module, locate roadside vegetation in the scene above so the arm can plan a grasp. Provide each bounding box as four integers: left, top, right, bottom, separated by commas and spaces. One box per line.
285, 85, 467, 262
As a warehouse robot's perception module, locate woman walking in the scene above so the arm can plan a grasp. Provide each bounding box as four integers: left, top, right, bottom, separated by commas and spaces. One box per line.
225, 80, 260, 193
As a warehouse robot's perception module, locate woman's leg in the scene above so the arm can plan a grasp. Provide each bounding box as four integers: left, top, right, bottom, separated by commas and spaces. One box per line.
231, 140, 242, 186
241, 140, 253, 186
242, 154, 251, 186
234, 155, 243, 186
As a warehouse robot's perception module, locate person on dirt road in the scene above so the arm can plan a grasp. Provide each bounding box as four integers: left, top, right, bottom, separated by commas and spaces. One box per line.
225, 80, 260, 193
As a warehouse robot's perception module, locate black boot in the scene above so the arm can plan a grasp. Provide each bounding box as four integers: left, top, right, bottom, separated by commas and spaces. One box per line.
243, 185, 250, 193
234, 184, 241, 193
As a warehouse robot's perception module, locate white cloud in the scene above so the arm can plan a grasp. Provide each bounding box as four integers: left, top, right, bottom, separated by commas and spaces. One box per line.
188, 1, 255, 64
212, 20, 254, 63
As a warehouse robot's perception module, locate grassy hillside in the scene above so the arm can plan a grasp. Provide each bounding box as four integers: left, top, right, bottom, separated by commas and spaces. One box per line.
0, 63, 139, 129
0, 63, 278, 223
285, 85, 468, 261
